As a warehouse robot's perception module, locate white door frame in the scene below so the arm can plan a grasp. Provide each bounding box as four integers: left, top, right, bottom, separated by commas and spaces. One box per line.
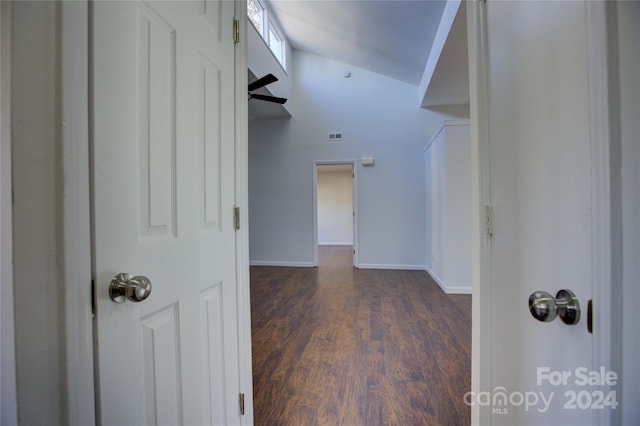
57, 1, 253, 424
233, 4, 254, 424
584, 3, 618, 424
59, 2, 95, 423
312, 160, 359, 267
465, 2, 492, 423
467, 1, 615, 424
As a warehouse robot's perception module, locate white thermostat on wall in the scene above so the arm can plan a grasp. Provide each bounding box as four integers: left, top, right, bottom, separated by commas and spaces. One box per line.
361, 157, 375, 166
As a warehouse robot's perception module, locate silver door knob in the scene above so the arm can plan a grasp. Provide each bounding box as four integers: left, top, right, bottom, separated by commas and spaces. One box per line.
109, 273, 152, 303
529, 289, 580, 325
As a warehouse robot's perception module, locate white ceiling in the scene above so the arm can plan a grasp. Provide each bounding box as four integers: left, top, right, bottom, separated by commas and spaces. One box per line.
267, 0, 447, 86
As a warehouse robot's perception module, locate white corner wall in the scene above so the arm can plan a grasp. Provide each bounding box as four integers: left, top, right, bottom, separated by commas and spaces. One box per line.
249, 50, 468, 269
424, 120, 471, 293
317, 168, 353, 245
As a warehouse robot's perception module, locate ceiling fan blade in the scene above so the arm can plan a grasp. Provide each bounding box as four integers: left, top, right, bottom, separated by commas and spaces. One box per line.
248, 73, 278, 91
249, 93, 287, 104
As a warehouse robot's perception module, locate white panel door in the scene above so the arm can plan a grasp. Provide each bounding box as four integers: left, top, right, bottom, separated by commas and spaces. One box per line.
484, 1, 600, 425
92, 1, 240, 425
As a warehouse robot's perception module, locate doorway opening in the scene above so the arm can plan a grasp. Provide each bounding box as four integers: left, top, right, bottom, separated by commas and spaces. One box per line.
312, 161, 357, 268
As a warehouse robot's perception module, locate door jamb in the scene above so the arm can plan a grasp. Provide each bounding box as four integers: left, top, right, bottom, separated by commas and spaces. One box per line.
312, 161, 358, 267
233, 1, 254, 424
60, 1, 95, 424
466, 1, 492, 424
585, 2, 617, 424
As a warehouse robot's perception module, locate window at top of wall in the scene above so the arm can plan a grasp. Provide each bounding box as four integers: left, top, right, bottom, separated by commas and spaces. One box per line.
247, 0, 287, 71
268, 23, 285, 68
247, 0, 264, 34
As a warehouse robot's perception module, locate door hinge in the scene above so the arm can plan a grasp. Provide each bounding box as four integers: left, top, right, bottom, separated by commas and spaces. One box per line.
233, 18, 240, 44
234, 206, 240, 230
239, 392, 245, 415
483, 205, 493, 236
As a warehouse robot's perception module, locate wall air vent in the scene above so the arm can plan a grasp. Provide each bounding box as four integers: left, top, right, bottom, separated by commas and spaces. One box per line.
328, 132, 343, 141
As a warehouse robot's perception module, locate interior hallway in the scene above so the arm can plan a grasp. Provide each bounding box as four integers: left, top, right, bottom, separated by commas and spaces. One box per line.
251, 245, 471, 425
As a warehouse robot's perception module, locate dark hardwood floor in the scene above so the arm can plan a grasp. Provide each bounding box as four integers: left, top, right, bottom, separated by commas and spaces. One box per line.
250, 246, 471, 425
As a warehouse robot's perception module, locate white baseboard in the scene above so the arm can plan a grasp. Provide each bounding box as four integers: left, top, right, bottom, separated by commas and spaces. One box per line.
318, 242, 353, 246
425, 267, 472, 294
249, 260, 315, 268
357, 264, 426, 271
441, 285, 473, 294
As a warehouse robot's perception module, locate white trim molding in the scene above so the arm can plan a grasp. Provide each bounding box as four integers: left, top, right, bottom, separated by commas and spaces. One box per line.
250, 260, 315, 268
425, 268, 472, 295
60, 2, 95, 424
234, 1, 255, 424
312, 160, 359, 268
467, 1, 492, 425
585, 2, 618, 424
358, 264, 426, 271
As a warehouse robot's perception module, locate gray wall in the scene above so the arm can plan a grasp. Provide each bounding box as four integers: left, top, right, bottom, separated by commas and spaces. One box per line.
248, 50, 467, 268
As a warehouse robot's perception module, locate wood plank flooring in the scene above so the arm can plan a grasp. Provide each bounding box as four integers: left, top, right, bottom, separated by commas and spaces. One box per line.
251, 246, 471, 425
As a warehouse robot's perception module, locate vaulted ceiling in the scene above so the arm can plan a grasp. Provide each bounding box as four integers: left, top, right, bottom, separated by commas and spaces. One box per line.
266, 0, 447, 86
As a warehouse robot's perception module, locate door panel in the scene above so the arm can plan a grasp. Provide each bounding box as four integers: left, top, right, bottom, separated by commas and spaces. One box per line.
485, 2, 593, 425
92, 1, 239, 425
141, 305, 182, 424
137, 3, 177, 238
